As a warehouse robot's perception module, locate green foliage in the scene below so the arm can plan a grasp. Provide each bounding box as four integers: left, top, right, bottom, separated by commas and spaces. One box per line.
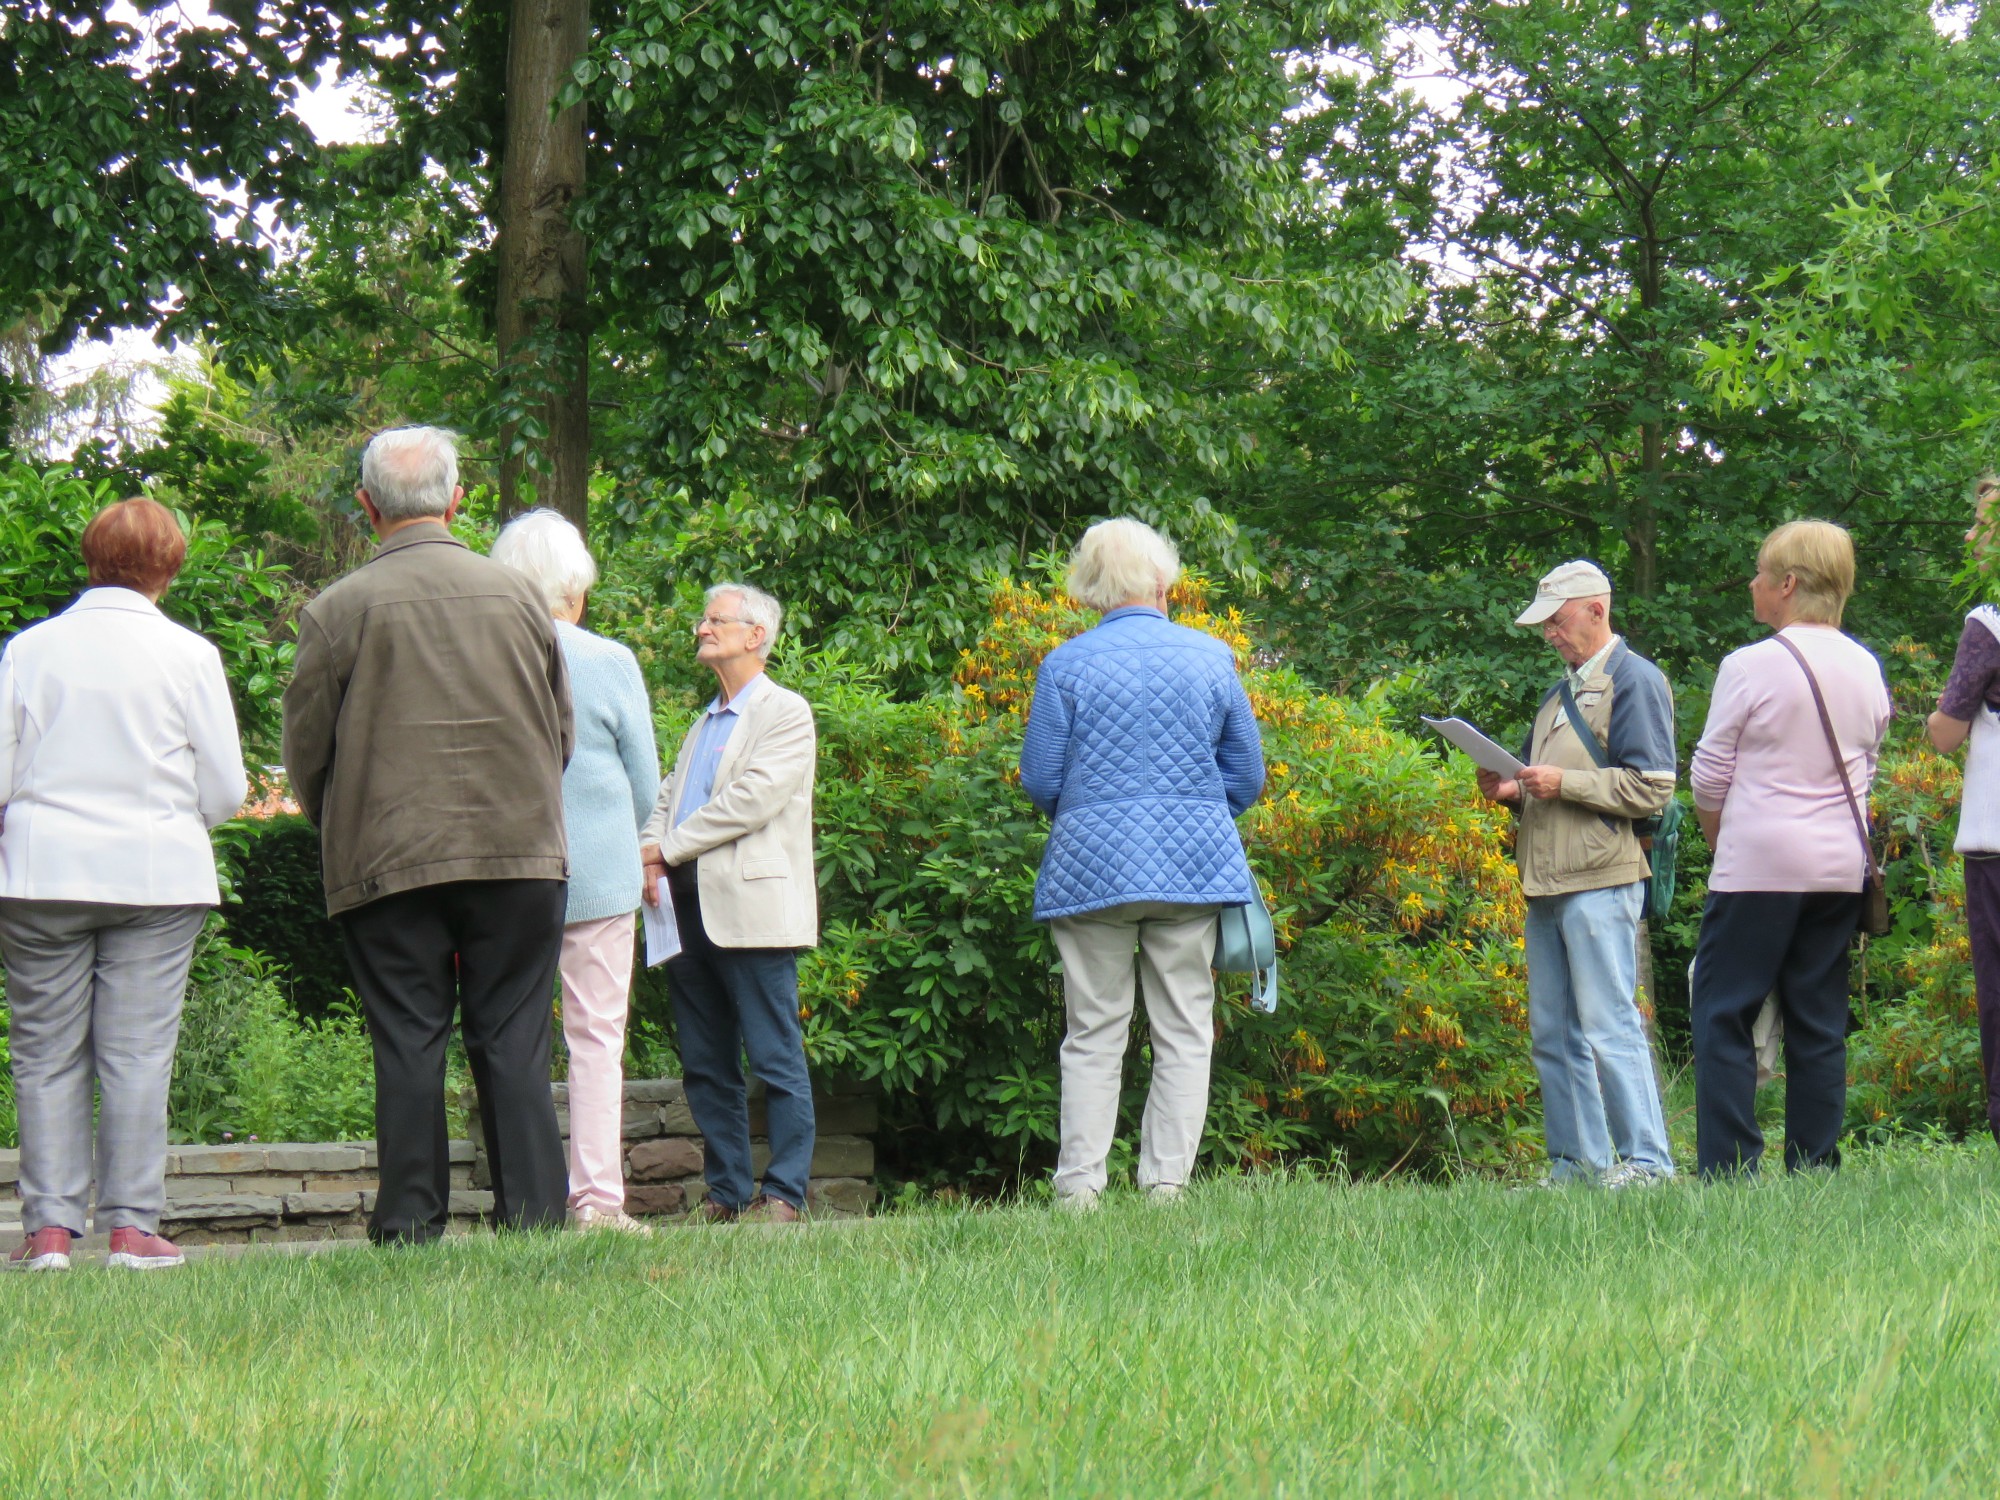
1235, 0, 1994, 730
0, 463, 295, 758
566, 0, 1405, 685
217, 816, 355, 1020
789, 579, 1538, 1182
169, 931, 376, 1144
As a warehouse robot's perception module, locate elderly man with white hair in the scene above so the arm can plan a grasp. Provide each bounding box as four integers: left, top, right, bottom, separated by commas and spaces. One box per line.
1020, 518, 1265, 1210
493, 510, 659, 1233
639, 582, 818, 1224
1476, 560, 1678, 1187
282, 426, 574, 1243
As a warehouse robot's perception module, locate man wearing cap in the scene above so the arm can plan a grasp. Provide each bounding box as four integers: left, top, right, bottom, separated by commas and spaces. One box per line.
1476, 561, 1678, 1186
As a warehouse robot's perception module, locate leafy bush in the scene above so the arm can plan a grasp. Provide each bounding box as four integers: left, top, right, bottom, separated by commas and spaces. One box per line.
171, 931, 378, 1143
218, 815, 355, 1019
0, 462, 296, 757
1846, 736, 1986, 1140
792, 577, 1538, 1182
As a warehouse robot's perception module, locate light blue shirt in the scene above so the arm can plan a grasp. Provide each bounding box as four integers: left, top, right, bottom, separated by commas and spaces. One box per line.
675, 672, 769, 826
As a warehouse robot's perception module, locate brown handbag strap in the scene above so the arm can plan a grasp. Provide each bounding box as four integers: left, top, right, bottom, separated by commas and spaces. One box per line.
1771, 632, 1877, 885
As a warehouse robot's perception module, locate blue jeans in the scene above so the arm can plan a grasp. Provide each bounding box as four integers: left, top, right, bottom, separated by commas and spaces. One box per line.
666, 875, 816, 1211
1524, 881, 1674, 1179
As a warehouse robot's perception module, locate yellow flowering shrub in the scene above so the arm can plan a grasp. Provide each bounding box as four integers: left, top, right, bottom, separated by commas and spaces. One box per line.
802, 577, 1540, 1179
1846, 742, 1988, 1138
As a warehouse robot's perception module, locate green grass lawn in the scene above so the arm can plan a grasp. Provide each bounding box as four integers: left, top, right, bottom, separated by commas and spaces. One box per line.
6, 1141, 2000, 1497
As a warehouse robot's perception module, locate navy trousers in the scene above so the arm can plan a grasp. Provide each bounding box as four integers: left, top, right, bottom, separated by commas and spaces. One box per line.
665, 872, 816, 1211
1691, 889, 1861, 1177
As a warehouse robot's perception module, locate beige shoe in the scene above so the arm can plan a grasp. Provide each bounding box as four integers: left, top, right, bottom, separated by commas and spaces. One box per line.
572, 1206, 655, 1236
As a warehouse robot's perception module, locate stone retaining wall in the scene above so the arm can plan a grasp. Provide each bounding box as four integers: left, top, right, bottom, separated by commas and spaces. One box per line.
0, 1077, 875, 1244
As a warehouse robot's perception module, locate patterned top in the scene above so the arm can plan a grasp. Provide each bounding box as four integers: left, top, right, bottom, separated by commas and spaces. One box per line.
1938, 608, 2000, 719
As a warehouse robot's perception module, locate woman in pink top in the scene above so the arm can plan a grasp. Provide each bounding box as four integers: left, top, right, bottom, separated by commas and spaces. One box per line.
1689, 520, 1891, 1177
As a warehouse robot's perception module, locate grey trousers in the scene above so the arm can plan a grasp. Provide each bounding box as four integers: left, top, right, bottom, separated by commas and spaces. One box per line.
1050, 901, 1221, 1197
0, 899, 208, 1235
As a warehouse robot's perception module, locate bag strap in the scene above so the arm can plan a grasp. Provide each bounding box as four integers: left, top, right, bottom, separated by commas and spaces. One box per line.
1771, 632, 1877, 886
1556, 679, 1611, 768
1555, 678, 1624, 834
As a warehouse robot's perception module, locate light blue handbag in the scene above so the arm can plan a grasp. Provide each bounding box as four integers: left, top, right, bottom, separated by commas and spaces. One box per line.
1213, 893, 1278, 1014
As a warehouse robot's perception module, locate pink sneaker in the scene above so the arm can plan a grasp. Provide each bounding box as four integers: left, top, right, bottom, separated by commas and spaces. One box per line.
8, 1227, 73, 1272
107, 1226, 185, 1270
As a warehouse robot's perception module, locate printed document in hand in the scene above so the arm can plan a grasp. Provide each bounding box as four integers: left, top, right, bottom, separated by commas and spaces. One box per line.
1420, 716, 1526, 778
642, 876, 681, 966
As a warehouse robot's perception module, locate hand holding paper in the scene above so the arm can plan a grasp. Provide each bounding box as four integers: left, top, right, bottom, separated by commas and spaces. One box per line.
1420, 716, 1526, 778
641, 876, 681, 966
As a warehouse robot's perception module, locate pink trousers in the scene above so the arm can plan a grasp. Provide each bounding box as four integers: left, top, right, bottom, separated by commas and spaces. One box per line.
559, 913, 637, 1213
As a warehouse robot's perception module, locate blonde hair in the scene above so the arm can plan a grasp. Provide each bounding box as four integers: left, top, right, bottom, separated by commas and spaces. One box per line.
1065, 518, 1180, 613
1757, 519, 1855, 626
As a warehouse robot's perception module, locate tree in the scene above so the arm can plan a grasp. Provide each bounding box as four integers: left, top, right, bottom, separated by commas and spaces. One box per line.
495, 0, 592, 528
1228, 0, 1998, 731
564, 0, 1407, 681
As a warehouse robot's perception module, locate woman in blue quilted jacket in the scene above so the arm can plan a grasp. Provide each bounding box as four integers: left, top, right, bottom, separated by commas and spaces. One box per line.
1019, 519, 1265, 1210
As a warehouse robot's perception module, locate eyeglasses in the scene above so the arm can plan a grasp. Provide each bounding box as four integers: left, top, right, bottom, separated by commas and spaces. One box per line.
693, 615, 751, 634
1539, 602, 1585, 636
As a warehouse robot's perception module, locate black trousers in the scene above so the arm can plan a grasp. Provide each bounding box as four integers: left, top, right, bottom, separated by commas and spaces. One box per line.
1691, 889, 1862, 1177
341, 878, 568, 1242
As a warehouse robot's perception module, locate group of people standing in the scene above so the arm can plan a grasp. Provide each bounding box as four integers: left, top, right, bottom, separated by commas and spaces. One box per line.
0, 418, 1993, 1269
1486, 518, 1921, 1183
1, 427, 825, 1269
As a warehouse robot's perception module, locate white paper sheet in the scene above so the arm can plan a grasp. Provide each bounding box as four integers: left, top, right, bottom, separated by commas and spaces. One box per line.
1420, 716, 1527, 778
642, 876, 681, 966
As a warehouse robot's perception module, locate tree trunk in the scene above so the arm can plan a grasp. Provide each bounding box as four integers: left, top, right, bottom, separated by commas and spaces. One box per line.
496, 0, 590, 532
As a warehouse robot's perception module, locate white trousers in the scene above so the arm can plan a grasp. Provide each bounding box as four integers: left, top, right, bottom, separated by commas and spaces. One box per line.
1050, 901, 1221, 1197
560, 913, 637, 1213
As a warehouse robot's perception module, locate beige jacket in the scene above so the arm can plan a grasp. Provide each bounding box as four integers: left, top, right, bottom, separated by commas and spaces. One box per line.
642, 677, 817, 948
1514, 641, 1677, 900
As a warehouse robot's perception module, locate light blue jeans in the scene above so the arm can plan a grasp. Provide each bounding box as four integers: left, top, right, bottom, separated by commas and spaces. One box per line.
1524, 880, 1675, 1179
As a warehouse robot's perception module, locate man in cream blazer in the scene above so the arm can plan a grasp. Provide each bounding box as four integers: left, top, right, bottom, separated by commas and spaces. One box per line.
641, 582, 817, 1223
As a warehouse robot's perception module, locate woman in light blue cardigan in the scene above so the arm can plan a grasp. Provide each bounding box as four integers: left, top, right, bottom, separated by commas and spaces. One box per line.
493, 511, 659, 1233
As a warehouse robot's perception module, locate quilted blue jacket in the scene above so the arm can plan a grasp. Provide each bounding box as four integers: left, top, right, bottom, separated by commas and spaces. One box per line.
1019, 606, 1266, 919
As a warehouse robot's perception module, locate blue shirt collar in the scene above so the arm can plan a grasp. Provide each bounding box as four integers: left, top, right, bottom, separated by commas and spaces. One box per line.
705, 670, 770, 718
1101, 605, 1167, 623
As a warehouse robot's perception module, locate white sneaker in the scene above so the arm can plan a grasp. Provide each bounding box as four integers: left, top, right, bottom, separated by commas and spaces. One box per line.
1144, 1183, 1185, 1204
1053, 1189, 1101, 1215
572, 1206, 655, 1236
1601, 1162, 1669, 1190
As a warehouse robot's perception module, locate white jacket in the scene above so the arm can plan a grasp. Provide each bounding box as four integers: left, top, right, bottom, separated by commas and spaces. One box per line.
0, 588, 248, 906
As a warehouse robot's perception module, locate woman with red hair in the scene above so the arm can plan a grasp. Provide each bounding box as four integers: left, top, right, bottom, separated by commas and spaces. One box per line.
0, 498, 248, 1271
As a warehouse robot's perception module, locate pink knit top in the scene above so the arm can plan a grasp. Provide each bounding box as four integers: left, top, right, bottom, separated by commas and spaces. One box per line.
1690, 625, 1892, 893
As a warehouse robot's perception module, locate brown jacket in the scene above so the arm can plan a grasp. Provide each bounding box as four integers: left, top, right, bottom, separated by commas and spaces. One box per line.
281, 524, 574, 917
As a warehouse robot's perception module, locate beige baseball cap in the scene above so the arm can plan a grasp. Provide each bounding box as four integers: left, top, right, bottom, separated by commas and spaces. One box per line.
1515, 560, 1612, 626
